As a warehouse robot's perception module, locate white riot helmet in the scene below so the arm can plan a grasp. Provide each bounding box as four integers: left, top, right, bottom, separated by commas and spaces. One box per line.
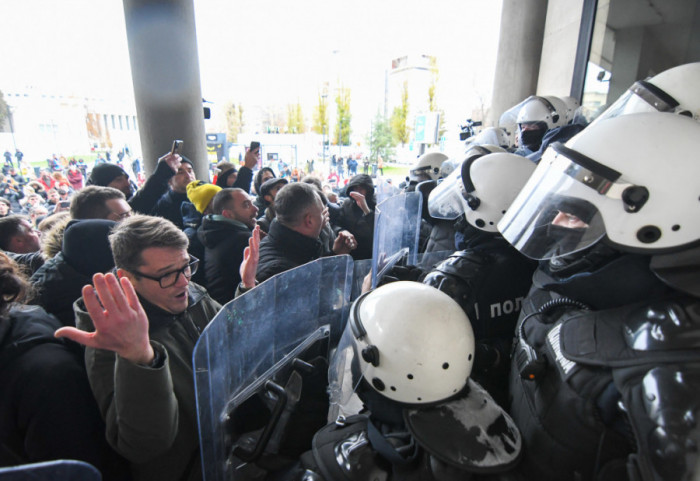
329, 281, 475, 405
498, 112, 700, 260
560, 96, 581, 124
409, 152, 449, 182
516, 96, 560, 130
593, 62, 700, 124
498, 98, 529, 148
469, 127, 511, 149
544, 96, 568, 128
459, 152, 537, 232
429, 145, 507, 221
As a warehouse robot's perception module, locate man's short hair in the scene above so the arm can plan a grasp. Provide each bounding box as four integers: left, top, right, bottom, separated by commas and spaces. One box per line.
109, 215, 188, 273
0, 215, 30, 251
301, 175, 322, 190
211, 188, 244, 215
70, 186, 126, 219
274, 183, 321, 227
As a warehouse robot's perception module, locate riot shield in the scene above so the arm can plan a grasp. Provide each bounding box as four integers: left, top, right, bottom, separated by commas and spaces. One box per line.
371, 191, 422, 288
374, 177, 400, 205
193, 256, 353, 481
351, 259, 372, 301
0, 460, 101, 480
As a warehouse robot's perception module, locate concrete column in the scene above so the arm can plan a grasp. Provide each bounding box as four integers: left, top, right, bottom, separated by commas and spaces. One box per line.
122, 0, 209, 180
608, 28, 644, 106
488, 0, 549, 126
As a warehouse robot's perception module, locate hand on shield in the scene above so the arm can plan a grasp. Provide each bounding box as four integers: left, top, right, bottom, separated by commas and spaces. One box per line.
333, 230, 357, 255
55, 273, 155, 365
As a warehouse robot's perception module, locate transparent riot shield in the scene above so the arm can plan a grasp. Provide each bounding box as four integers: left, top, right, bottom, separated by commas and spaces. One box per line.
0, 460, 101, 480
351, 259, 372, 301
371, 191, 422, 288
193, 256, 353, 481
374, 177, 400, 205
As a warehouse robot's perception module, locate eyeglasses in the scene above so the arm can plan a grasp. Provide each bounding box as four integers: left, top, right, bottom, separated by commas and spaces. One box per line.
132, 255, 199, 288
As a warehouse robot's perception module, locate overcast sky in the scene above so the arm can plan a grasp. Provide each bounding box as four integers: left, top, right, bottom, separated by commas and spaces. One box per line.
1, 0, 502, 136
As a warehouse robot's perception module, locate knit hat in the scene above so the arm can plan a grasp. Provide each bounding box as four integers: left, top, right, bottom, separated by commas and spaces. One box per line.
180, 155, 194, 168
187, 181, 221, 214
87, 163, 128, 187
260, 177, 288, 199
62, 219, 116, 276
215, 167, 238, 188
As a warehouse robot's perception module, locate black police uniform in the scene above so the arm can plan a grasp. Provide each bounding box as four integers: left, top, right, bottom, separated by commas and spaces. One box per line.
509, 245, 700, 481
423, 226, 537, 405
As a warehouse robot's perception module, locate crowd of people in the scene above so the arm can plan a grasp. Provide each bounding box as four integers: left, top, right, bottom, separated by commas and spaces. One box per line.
0, 61, 699, 481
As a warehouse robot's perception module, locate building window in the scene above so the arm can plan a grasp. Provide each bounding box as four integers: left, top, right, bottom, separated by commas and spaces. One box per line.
582, 0, 700, 122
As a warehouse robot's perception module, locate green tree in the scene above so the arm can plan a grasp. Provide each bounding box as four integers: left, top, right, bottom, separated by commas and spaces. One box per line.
391, 80, 409, 146
295, 102, 306, 133
225, 102, 244, 143
0, 91, 8, 130
287, 101, 306, 134
367, 111, 395, 163
334, 86, 352, 146
427, 57, 447, 144
312, 92, 329, 136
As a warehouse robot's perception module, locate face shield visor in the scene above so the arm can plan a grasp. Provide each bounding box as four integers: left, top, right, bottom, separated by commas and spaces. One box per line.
328, 292, 374, 410
592, 80, 682, 125
427, 163, 467, 220
498, 143, 623, 260
428, 148, 493, 220
409, 165, 438, 183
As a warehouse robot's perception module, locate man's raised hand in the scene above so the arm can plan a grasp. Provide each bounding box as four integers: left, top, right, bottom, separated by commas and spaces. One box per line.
55, 273, 155, 365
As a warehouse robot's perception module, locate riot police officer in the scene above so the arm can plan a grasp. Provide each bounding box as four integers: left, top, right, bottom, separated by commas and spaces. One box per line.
424, 151, 538, 404
499, 112, 700, 481
307, 281, 522, 480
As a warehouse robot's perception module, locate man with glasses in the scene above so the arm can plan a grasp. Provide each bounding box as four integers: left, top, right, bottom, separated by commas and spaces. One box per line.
56, 215, 221, 481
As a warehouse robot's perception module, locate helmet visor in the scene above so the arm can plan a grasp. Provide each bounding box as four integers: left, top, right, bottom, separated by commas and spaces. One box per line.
427, 165, 466, 220
327, 296, 373, 412
498, 147, 607, 260
592, 80, 680, 125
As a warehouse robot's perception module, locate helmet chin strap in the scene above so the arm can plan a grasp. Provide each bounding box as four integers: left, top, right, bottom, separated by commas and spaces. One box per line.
355, 378, 406, 427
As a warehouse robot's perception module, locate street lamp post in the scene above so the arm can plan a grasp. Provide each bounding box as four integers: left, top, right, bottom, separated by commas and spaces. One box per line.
321, 91, 328, 166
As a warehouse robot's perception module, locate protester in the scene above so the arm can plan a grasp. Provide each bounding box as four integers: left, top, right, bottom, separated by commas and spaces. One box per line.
0, 252, 129, 479
55, 215, 221, 481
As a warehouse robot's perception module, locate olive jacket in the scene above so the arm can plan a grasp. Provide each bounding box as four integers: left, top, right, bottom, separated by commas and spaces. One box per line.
75, 283, 221, 481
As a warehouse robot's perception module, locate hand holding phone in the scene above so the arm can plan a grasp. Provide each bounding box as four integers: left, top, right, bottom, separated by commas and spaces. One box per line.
249, 141, 260, 153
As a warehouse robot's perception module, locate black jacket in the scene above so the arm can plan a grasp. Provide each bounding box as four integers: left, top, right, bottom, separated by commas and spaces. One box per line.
0, 305, 129, 479
30, 252, 92, 327
197, 215, 252, 304
129, 160, 175, 215
256, 219, 330, 283
152, 190, 188, 229
181, 202, 207, 287
330, 174, 375, 260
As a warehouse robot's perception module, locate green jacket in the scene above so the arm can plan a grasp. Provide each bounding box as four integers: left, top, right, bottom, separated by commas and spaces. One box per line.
75, 283, 221, 481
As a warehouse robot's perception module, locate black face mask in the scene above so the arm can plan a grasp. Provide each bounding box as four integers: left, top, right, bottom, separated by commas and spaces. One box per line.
518, 128, 546, 150
546, 224, 589, 261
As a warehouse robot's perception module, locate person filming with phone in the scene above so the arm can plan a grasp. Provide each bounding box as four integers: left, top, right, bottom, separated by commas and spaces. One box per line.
86, 140, 186, 217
